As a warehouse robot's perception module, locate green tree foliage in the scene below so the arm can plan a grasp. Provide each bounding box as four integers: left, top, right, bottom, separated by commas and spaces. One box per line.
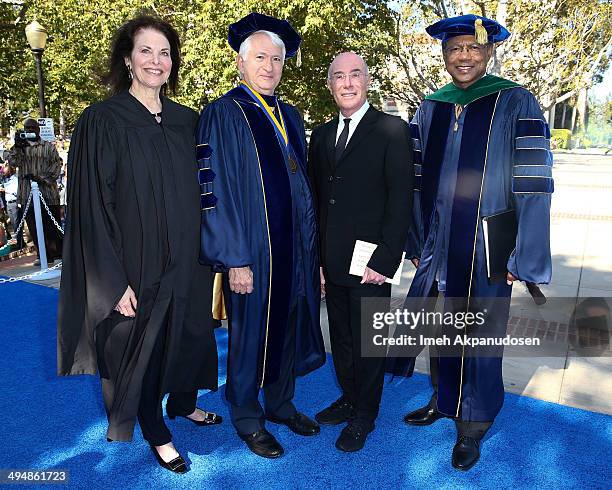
1, 0, 396, 132
380, 0, 612, 116
0, 0, 34, 133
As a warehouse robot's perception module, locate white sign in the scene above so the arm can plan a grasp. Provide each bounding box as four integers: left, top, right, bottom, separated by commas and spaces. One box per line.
37, 118, 55, 142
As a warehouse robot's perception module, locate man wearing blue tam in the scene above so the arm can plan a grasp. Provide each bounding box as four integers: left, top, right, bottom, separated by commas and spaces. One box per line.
388, 14, 553, 470
195, 12, 325, 458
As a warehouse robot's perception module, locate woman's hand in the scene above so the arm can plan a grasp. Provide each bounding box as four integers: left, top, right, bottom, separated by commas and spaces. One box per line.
115, 285, 137, 317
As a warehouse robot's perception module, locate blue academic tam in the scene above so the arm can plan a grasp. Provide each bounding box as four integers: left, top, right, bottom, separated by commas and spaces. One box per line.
426, 14, 511, 44
228, 12, 302, 57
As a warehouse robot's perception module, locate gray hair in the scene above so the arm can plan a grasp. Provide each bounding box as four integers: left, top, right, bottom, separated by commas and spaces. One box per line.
327, 52, 370, 80
239, 30, 286, 60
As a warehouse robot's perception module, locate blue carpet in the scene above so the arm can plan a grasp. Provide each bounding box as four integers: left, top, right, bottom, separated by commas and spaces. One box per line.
1, 280, 611, 489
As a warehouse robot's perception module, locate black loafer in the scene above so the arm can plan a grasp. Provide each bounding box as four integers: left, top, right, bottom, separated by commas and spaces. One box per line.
335, 420, 374, 452
149, 444, 188, 474
403, 405, 445, 426
167, 407, 223, 426
239, 429, 284, 459
451, 435, 480, 471
315, 397, 355, 425
267, 412, 320, 436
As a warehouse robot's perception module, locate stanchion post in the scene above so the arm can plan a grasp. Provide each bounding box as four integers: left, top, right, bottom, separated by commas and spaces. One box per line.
30, 181, 48, 270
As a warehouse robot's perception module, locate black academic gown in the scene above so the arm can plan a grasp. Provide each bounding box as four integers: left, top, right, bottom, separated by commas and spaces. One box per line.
57, 91, 218, 442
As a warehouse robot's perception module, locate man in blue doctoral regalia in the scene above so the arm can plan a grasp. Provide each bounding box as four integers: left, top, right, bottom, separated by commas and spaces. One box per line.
388, 15, 553, 470
195, 13, 325, 459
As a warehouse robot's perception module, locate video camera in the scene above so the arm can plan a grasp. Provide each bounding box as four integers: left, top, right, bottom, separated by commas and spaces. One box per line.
14, 129, 37, 147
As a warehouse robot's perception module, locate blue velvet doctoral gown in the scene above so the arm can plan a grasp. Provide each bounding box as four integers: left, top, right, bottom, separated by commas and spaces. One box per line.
391, 83, 553, 422
195, 86, 325, 406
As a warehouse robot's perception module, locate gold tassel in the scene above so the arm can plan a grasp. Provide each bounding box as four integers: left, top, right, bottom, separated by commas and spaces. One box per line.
296, 46, 302, 67
474, 18, 488, 45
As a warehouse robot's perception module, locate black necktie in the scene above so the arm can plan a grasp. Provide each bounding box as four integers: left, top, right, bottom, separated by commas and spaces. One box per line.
334, 118, 351, 162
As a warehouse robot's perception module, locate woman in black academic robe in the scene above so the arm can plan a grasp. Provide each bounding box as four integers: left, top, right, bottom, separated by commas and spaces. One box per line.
57, 16, 219, 474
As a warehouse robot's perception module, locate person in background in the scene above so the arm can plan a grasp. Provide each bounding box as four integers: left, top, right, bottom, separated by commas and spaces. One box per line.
7, 119, 63, 265
1, 164, 19, 243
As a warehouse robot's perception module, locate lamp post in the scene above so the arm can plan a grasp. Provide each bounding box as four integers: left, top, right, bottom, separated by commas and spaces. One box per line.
25, 20, 48, 118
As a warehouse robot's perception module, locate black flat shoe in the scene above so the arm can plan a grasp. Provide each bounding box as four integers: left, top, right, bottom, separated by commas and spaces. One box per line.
267, 412, 320, 436
315, 397, 355, 425
403, 405, 445, 426
451, 435, 480, 471
239, 429, 284, 459
335, 419, 374, 453
149, 444, 188, 474
167, 407, 223, 426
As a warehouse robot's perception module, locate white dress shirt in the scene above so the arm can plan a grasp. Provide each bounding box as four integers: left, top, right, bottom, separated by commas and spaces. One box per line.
334, 101, 370, 147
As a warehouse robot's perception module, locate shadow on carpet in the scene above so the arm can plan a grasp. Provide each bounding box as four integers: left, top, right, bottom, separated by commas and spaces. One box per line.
0, 280, 610, 489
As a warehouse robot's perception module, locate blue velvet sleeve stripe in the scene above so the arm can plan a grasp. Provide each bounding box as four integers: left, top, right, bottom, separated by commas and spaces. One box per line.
513, 165, 552, 178
198, 167, 216, 185
197, 144, 216, 209
512, 176, 554, 193
515, 136, 550, 150
516, 118, 551, 138
196, 143, 213, 161
414, 164, 422, 176
414, 150, 422, 165
414, 175, 422, 191
201, 192, 218, 210
412, 138, 422, 152
410, 123, 419, 139
514, 148, 553, 165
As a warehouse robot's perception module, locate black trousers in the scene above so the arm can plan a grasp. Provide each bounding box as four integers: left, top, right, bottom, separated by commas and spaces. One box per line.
137, 320, 198, 446
230, 299, 299, 435
325, 280, 391, 423
24, 203, 63, 261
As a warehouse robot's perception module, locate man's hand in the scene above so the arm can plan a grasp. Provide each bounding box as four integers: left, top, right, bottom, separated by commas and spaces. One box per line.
320, 267, 326, 298
506, 271, 518, 286
361, 266, 387, 285
229, 266, 254, 294
115, 285, 137, 317
411, 257, 420, 268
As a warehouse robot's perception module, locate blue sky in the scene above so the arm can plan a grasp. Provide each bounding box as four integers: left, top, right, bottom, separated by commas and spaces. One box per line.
591, 67, 612, 101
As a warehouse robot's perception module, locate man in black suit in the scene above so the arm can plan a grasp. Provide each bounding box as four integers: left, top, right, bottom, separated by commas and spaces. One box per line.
308, 52, 413, 452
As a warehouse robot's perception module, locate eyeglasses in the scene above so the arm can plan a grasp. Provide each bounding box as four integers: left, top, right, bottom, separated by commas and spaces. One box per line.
330, 71, 365, 83
443, 44, 487, 56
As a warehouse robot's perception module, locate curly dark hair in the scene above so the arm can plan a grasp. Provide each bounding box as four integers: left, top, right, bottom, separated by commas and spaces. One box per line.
103, 15, 181, 95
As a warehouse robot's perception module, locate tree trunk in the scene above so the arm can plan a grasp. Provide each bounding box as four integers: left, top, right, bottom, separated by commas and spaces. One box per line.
561, 103, 567, 129
577, 87, 588, 132
548, 103, 556, 129
570, 105, 577, 133
496, 0, 508, 26
59, 106, 65, 139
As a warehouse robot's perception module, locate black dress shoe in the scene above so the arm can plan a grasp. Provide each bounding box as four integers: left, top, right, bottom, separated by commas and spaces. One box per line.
335, 420, 374, 452
315, 397, 355, 425
149, 444, 188, 474
403, 405, 445, 426
167, 407, 222, 426
239, 429, 284, 459
451, 435, 480, 471
267, 412, 320, 436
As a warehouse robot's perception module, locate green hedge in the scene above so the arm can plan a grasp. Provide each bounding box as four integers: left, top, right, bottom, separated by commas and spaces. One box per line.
551, 129, 572, 149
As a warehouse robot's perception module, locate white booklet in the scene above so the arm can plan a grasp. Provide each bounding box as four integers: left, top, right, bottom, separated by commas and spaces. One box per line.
349, 240, 405, 286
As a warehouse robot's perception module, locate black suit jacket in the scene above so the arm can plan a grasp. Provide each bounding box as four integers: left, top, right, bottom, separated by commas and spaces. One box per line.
308, 105, 414, 287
